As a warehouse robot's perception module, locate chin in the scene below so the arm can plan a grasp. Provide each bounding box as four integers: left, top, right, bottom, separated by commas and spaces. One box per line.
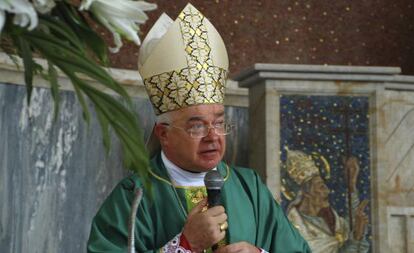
197, 158, 221, 171
197, 167, 215, 172
203, 160, 220, 169
198, 151, 222, 165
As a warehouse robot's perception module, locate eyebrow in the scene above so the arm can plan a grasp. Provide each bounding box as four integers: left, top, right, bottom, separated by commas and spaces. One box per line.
187, 111, 225, 122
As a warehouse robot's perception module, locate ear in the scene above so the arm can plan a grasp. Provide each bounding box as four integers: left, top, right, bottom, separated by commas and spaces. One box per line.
154, 123, 169, 146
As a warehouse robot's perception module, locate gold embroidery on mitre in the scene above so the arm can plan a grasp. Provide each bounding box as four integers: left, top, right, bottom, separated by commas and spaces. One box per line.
143, 5, 228, 115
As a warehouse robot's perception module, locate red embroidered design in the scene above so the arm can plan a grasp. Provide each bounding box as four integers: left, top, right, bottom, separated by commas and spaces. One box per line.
161, 233, 192, 253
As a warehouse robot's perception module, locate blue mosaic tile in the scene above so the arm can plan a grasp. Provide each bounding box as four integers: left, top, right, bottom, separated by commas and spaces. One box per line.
280, 95, 372, 252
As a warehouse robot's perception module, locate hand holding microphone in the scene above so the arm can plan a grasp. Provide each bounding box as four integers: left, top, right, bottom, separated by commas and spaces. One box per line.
182, 170, 227, 252
204, 170, 227, 251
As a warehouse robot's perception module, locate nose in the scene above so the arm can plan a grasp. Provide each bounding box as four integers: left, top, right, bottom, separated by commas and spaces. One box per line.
203, 125, 219, 140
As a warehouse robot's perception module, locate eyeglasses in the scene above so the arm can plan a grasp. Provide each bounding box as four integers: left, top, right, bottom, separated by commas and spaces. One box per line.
162, 122, 234, 138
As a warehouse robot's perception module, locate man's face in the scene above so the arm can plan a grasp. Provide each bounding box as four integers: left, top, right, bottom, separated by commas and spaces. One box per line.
157, 104, 226, 172
308, 176, 330, 208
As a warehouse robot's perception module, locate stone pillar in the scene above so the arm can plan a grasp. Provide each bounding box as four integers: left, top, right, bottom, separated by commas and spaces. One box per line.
234, 63, 414, 253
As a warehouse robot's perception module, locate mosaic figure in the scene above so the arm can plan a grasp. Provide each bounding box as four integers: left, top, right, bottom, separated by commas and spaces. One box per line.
284, 149, 370, 253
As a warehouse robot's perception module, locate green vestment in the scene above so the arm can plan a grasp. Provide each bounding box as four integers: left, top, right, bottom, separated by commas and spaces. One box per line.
87, 153, 311, 252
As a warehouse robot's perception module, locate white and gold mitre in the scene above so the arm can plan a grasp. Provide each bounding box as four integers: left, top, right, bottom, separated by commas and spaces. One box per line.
138, 3, 229, 115
286, 149, 320, 185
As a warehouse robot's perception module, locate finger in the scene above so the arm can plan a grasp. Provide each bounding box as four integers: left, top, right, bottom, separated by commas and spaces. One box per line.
356, 200, 369, 212
360, 199, 369, 209
214, 246, 227, 253
188, 198, 208, 216
215, 244, 234, 253
215, 220, 228, 234
207, 224, 227, 246
206, 205, 226, 216
215, 242, 247, 253
216, 229, 227, 243
213, 213, 228, 224
355, 200, 365, 213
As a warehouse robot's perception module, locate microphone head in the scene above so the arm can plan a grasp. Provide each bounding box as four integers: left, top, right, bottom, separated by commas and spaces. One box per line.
204, 170, 224, 190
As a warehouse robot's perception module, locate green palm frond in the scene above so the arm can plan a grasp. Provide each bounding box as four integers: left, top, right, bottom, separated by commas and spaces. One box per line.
53, 2, 109, 65
2, 2, 150, 183
47, 60, 60, 120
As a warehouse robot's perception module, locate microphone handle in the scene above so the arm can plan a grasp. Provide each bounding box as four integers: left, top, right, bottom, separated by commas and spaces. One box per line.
207, 189, 221, 207
207, 189, 222, 251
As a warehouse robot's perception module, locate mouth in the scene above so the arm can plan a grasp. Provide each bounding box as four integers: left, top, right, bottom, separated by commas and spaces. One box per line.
199, 149, 219, 155
198, 145, 222, 157
198, 143, 221, 158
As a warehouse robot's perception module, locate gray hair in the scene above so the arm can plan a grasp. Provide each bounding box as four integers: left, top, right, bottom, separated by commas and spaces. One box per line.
156, 111, 173, 124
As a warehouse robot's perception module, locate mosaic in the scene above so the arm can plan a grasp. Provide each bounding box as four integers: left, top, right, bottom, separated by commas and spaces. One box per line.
280, 95, 371, 253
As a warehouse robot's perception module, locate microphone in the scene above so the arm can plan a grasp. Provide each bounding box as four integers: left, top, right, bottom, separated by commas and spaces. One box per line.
204, 170, 225, 251
204, 170, 224, 207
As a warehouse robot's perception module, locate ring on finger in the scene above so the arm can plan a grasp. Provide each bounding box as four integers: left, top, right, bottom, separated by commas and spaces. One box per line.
219, 222, 228, 232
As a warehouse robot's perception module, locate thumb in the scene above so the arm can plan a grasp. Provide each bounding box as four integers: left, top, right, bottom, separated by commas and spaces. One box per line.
188, 198, 208, 217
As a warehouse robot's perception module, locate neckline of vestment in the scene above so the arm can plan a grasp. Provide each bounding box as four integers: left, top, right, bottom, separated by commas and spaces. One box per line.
147, 152, 230, 218
148, 152, 230, 188
161, 151, 210, 187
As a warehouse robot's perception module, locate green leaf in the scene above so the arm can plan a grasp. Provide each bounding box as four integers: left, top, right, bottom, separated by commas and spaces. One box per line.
47, 61, 60, 121
62, 66, 148, 174
68, 75, 149, 182
40, 16, 85, 54
53, 2, 109, 65
72, 79, 91, 124
25, 32, 130, 102
17, 37, 35, 105
95, 108, 111, 154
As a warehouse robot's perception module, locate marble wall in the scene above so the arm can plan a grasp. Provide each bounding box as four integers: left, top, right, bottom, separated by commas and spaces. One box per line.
0, 84, 130, 252
379, 90, 414, 253
0, 53, 249, 253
